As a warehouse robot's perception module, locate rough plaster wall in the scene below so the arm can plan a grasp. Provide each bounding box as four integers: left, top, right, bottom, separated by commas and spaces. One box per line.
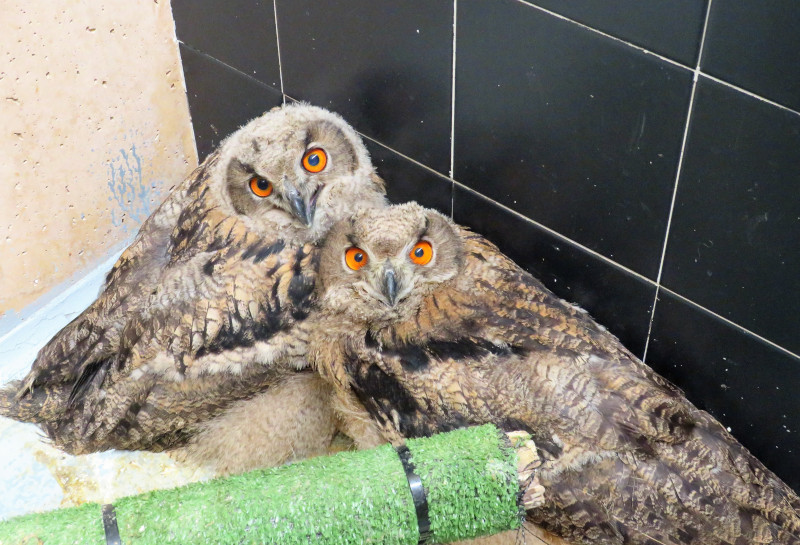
0, 0, 197, 329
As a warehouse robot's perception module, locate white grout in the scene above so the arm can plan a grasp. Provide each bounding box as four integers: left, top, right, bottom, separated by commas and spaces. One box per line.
358, 131, 453, 184
449, 0, 458, 218
284, 5, 799, 365
452, 178, 800, 362
182, 43, 281, 95
518, 0, 800, 119
347, 128, 656, 285
351, 129, 800, 364
515, 0, 694, 73
657, 285, 800, 362
273, 0, 286, 105
699, 72, 800, 118
642, 0, 714, 362
451, 180, 654, 283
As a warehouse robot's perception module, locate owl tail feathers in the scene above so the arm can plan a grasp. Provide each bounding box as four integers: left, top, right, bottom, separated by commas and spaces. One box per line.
0, 380, 71, 424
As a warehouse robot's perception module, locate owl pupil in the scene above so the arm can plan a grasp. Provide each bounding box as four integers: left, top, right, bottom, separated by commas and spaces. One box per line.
414, 247, 425, 258
257, 178, 269, 190
354, 252, 363, 263
307, 153, 320, 167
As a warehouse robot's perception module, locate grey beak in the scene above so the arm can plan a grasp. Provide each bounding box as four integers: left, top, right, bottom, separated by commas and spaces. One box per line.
382, 264, 398, 307
285, 182, 312, 227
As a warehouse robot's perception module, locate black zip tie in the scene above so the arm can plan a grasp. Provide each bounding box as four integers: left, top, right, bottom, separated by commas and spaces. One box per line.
396, 445, 432, 544
102, 503, 122, 545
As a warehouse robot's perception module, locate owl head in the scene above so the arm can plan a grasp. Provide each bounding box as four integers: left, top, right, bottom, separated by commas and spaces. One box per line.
209, 103, 386, 243
317, 202, 465, 325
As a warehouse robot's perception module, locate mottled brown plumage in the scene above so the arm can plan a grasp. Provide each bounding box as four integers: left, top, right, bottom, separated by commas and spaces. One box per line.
308, 202, 800, 545
0, 104, 386, 467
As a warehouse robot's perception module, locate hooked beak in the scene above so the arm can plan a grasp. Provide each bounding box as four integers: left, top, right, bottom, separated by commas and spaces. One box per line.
284, 182, 318, 227
381, 264, 398, 307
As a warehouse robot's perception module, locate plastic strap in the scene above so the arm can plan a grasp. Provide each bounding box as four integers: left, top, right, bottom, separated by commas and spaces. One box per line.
396, 445, 432, 544
101, 504, 122, 545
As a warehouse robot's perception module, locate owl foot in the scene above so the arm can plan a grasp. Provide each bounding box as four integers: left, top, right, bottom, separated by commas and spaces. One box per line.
507, 430, 545, 511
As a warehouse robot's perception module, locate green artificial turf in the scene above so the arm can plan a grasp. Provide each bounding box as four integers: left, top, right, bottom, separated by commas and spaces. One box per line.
0, 424, 521, 544
408, 425, 523, 543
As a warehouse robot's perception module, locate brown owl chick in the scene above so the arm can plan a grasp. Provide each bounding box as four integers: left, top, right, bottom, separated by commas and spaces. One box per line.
0, 104, 386, 471
307, 202, 800, 545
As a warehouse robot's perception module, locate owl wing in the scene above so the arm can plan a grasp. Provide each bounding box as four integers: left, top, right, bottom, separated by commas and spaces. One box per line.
1, 152, 320, 453
1, 153, 220, 398
340, 230, 692, 452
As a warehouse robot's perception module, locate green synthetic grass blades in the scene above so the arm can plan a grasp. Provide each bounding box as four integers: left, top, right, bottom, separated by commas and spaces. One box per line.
0, 424, 522, 545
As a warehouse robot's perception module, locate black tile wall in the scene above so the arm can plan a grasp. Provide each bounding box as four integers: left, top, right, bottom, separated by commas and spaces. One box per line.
180, 45, 283, 160
702, 0, 800, 111
455, 0, 693, 279
528, 0, 708, 66
275, 0, 453, 175
172, 0, 800, 492
365, 140, 453, 214
172, 0, 281, 89
662, 78, 800, 355
453, 186, 655, 357
648, 291, 800, 491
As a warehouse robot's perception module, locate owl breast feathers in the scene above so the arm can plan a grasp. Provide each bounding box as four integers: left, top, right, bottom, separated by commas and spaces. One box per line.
307, 202, 800, 545
0, 103, 387, 458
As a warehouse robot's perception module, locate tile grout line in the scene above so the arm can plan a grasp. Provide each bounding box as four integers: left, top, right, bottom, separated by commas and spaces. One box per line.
515, 0, 693, 73
181, 42, 283, 94
448, 174, 800, 363
451, 179, 654, 284
657, 285, 800, 363
449, 0, 458, 218
699, 72, 800, 118
357, 129, 656, 287
453, 177, 800, 363
358, 127, 662, 287
294, 92, 800, 365
357, 130, 454, 182
518, 0, 800, 118
273, 0, 286, 105
642, 0, 714, 363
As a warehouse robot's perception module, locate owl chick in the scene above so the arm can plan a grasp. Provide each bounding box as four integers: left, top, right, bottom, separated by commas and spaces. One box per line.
0, 104, 386, 471
307, 202, 800, 545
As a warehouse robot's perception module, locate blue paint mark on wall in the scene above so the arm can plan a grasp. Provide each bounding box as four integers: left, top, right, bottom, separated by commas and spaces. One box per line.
106, 142, 164, 231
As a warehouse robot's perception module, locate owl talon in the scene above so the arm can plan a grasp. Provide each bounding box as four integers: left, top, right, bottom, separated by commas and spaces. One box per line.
510, 432, 544, 510
522, 477, 546, 511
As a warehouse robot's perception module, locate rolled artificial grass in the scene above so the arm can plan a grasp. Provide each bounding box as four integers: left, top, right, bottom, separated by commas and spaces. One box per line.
0, 424, 523, 545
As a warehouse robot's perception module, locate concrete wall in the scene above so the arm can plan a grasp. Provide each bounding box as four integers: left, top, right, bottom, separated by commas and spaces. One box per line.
0, 0, 197, 332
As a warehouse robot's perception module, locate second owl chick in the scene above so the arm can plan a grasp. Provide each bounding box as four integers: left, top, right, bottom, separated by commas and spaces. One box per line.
306, 202, 800, 545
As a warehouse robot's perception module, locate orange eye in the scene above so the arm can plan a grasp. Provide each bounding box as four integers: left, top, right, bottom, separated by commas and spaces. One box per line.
249, 176, 273, 197
345, 247, 368, 271
409, 240, 433, 265
302, 148, 328, 173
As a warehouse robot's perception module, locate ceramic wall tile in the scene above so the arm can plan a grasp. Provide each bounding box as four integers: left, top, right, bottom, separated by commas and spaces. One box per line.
648, 291, 800, 491
702, 0, 800, 111
528, 0, 707, 65
455, 0, 693, 278
173, 0, 281, 89
662, 78, 800, 354
180, 45, 283, 160
276, 0, 453, 174
454, 186, 656, 357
